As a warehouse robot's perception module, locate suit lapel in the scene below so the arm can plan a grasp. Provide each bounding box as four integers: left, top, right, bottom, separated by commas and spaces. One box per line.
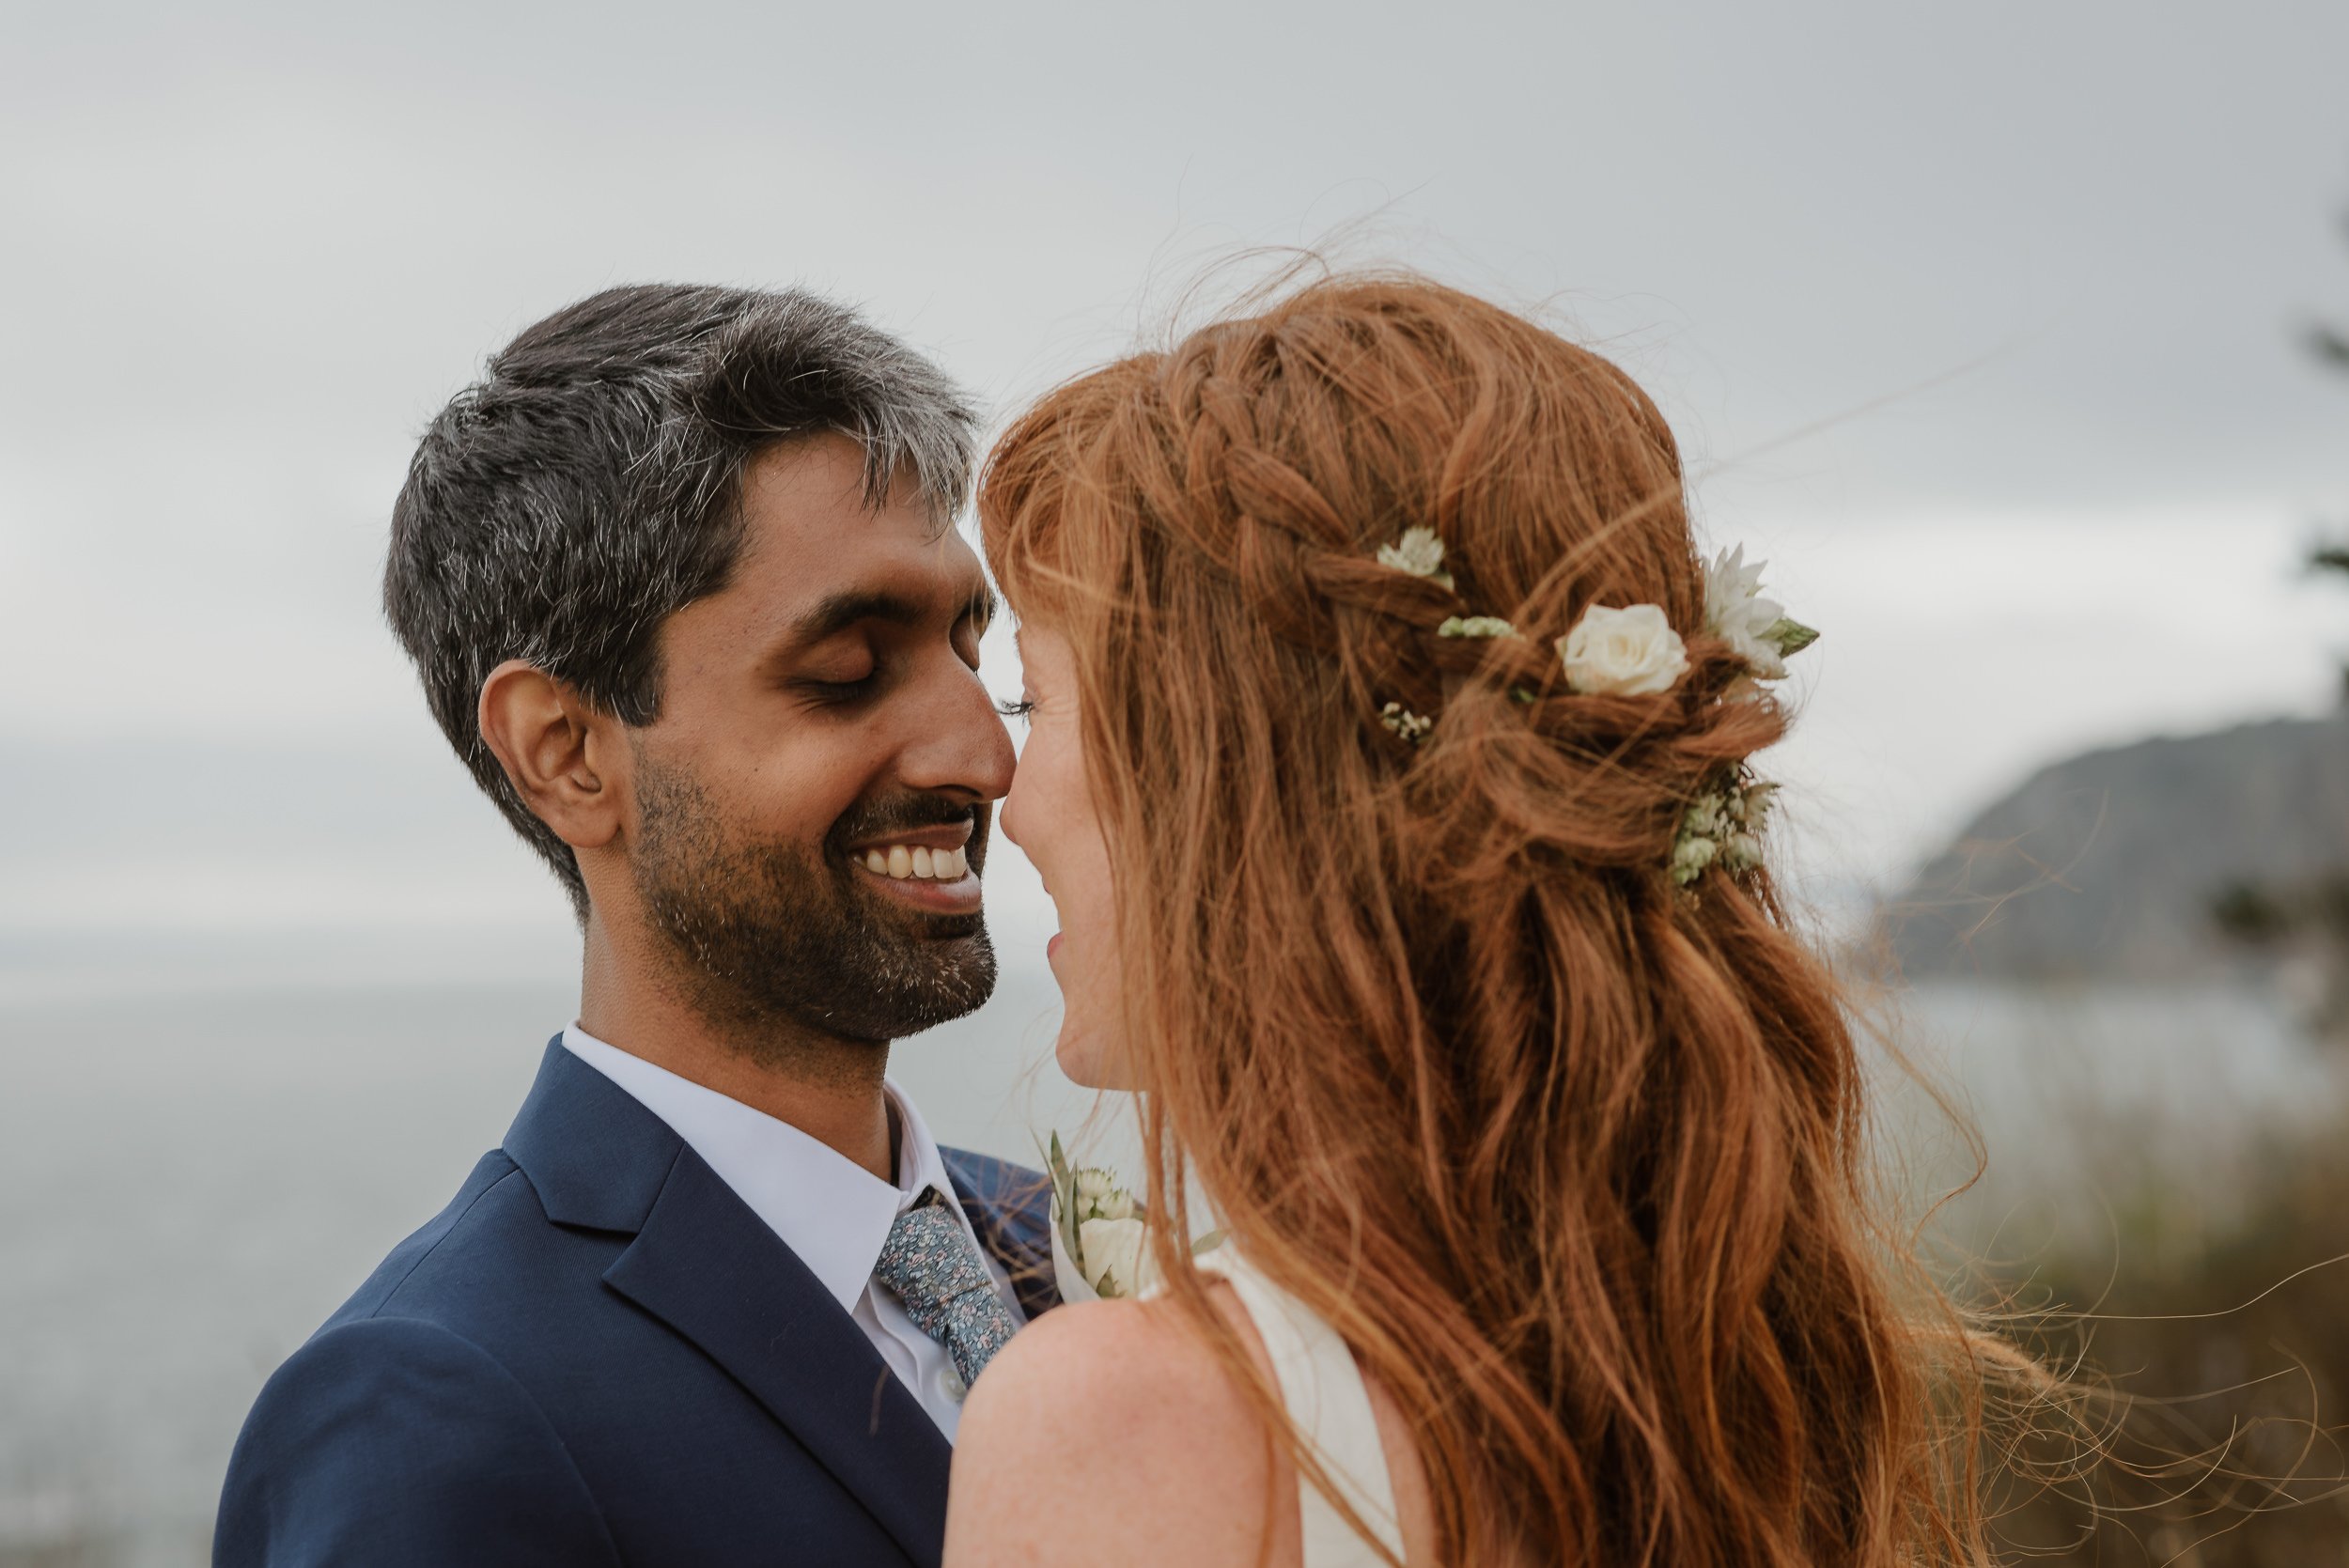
503, 1041, 1062, 1568
602, 1144, 953, 1567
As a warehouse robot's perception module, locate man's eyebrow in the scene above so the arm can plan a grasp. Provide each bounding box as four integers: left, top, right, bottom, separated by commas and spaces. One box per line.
788, 589, 927, 647
784, 582, 999, 648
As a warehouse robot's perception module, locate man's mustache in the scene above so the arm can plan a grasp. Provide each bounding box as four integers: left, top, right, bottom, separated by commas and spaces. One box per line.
825, 795, 991, 867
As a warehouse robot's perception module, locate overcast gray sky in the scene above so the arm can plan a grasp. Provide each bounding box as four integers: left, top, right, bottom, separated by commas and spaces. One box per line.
4, 0, 2345, 977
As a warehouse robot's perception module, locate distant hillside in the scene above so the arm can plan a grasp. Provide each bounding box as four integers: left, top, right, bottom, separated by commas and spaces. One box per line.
1881, 710, 2349, 980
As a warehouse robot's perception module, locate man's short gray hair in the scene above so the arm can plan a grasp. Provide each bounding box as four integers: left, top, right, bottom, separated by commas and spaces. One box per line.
383, 284, 980, 919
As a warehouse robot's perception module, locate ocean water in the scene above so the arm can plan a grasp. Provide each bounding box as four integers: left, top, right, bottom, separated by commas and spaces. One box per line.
0, 968, 2332, 1567
0, 961, 1102, 1568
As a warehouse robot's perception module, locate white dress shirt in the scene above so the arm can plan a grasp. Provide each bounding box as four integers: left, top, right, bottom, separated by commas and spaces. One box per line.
560, 1024, 1025, 1440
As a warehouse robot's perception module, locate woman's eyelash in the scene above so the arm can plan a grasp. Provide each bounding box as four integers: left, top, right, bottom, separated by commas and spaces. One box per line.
996, 698, 1036, 721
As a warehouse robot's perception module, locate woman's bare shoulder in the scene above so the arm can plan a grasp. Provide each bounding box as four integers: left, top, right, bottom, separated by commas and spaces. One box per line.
942, 1290, 1290, 1568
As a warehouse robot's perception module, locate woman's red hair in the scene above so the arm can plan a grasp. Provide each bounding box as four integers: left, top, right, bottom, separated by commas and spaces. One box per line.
982, 273, 2000, 1566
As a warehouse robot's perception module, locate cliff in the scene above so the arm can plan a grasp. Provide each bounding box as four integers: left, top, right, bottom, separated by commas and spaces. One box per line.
1881, 709, 2349, 979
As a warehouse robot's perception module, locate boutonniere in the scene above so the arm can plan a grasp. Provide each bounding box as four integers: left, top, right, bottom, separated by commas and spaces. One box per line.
1043, 1132, 1223, 1302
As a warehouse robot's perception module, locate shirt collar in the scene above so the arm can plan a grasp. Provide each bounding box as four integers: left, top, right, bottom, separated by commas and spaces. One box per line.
888, 1081, 957, 1217
560, 1024, 957, 1312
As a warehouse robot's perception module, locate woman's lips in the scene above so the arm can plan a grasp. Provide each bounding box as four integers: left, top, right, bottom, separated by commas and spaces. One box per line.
1047, 931, 1064, 961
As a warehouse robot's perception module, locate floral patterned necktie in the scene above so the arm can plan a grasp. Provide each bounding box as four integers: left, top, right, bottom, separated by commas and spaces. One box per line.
871, 1192, 1019, 1389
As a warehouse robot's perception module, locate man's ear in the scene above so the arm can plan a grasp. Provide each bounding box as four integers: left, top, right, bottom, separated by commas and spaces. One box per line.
477, 660, 624, 851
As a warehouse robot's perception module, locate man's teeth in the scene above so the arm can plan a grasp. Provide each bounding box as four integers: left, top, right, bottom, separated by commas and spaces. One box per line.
862, 845, 972, 881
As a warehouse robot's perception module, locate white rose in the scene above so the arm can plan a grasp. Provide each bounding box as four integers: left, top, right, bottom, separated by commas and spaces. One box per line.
1557, 603, 1689, 697
1078, 1216, 1154, 1298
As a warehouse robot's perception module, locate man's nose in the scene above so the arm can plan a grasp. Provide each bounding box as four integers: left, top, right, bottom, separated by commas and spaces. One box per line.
895, 658, 1018, 802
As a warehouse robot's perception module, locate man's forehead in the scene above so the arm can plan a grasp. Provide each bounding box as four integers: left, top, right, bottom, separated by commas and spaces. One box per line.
740, 430, 914, 515
731, 440, 983, 616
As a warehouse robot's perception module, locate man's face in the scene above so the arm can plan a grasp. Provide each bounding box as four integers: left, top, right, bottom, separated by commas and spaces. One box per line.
622, 434, 1014, 1048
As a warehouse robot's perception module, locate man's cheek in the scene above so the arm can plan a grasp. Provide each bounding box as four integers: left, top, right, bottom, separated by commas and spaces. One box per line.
767, 792, 859, 854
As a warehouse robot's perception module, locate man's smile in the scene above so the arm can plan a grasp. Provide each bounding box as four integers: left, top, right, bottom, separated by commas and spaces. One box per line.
847, 819, 983, 916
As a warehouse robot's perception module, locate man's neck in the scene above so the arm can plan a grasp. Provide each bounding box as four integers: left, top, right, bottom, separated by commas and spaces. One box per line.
576, 915, 895, 1182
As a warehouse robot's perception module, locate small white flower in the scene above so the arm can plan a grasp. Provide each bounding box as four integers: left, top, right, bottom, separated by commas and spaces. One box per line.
1682, 792, 1726, 839
1377, 526, 1455, 589
1703, 545, 1790, 679
1672, 777, 1775, 887
1438, 615, 1517, 639
1720, 832, 1766, 874
1703, 546, 1818, 680
1379, 702, 1434, 745
1556, 604, 1689, 697
1671, 835, 1719, 885
1066, 1167, 1136, 1223
1077, 1216, 1153, 1298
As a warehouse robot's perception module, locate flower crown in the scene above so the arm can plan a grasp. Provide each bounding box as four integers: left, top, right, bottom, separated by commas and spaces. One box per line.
1376, 527, 1818, 887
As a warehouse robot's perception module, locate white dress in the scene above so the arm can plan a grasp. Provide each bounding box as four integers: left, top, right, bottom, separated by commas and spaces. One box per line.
1190, 1246, 1408, 1567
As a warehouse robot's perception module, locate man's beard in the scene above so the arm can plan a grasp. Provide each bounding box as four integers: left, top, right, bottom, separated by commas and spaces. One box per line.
629, 757, 998, 1052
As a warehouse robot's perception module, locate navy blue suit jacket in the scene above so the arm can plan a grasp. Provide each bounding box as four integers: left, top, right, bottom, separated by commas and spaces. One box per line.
215, 1041, 1059, 1568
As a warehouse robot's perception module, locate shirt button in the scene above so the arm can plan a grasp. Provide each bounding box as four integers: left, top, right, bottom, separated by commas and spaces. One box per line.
940, 1367, 969, 1403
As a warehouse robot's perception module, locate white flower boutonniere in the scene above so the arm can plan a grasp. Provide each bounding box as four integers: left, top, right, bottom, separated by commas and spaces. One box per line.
1703, 545, 1818, 680
1043, 1133, 1223, 1301
1557, 603, 1690, 696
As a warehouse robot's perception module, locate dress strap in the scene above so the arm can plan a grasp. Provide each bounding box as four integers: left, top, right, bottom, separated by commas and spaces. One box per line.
1195, 1246, 1405, 1566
